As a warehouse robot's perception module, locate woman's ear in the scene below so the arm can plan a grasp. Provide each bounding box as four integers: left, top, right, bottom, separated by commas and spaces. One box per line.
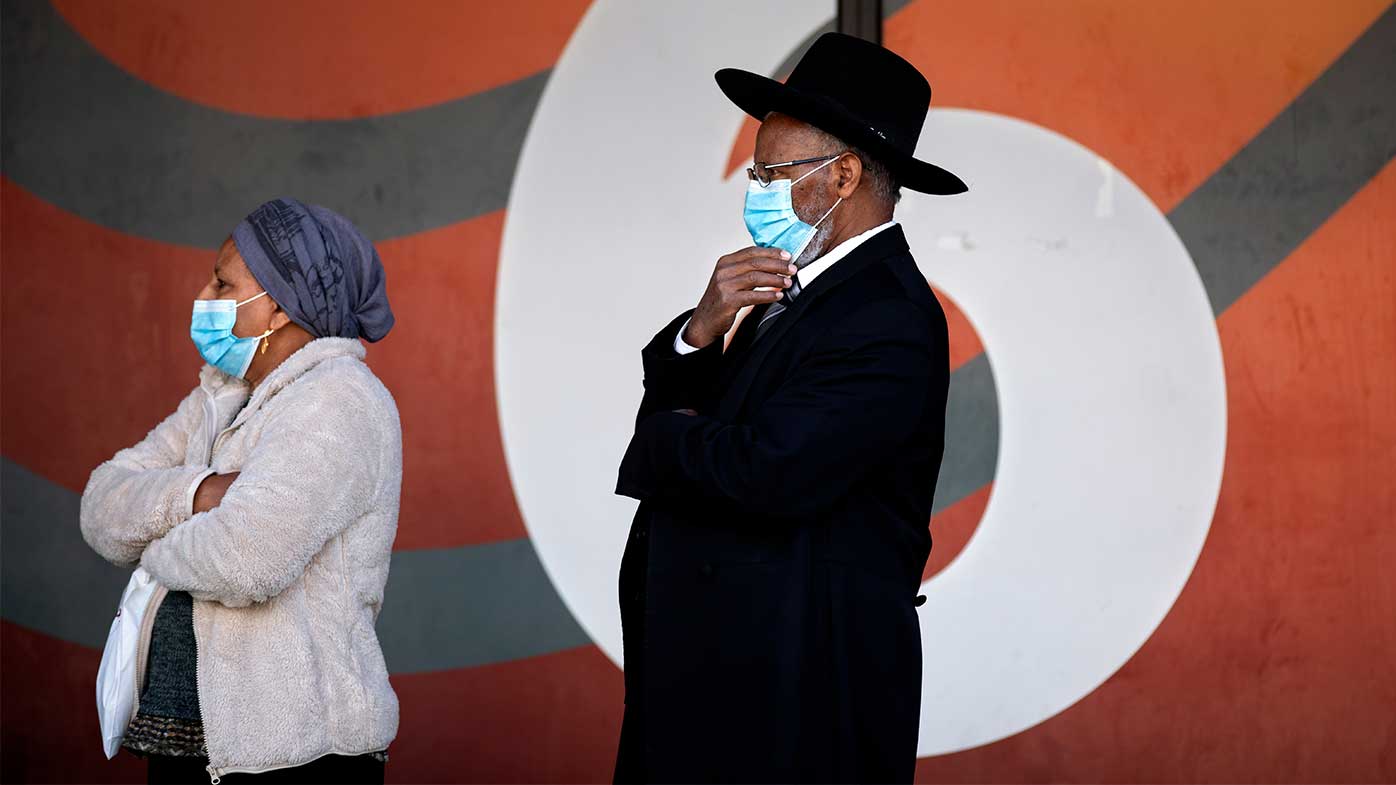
836, 153, 862, 199
268, 305, 294, 331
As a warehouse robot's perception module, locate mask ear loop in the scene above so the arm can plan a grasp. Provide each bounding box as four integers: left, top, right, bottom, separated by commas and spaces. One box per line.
787, 157, 847, 264
234, 290, 276, 355
812, 196, 843, 228
789, 196, 844, 264
781, 153, 847, 264
791, 153, 842, 186
235, 290, 269, 308
793, 153, 846, 229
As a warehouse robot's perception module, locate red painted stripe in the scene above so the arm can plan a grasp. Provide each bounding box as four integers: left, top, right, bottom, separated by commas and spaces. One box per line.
0, 179, 525, 549
916, 161, 1396, 782
50, 0, 593, 120
0, 620, 623, 784
370, 212, 528, 548
389, 647, 623, 783
0, 178, 212, 497
1, 621, 145, 784
932, 286, 984, 373
924, 482, 992, 582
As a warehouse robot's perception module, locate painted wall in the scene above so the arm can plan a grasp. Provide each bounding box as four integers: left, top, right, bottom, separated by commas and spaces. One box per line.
2, 0, 1392, 781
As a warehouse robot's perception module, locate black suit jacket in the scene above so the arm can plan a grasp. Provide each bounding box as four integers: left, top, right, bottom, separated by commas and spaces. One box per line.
614, 225, 949, 783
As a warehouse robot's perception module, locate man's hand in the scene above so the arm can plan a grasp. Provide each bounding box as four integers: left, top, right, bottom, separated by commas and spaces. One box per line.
193, 472, 240, 514
683, 247, 796, 349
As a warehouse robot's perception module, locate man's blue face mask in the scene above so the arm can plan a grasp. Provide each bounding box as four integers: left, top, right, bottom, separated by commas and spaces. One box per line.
190, 290, 274, 379
743, 155, 844, 263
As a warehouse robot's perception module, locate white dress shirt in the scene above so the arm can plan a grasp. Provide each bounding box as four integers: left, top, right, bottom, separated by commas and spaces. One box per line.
674, 221, 898, 354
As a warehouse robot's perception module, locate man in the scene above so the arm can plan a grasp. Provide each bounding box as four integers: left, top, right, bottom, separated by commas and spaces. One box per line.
614, 33, 966, 783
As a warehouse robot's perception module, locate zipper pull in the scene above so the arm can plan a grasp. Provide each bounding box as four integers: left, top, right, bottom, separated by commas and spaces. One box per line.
206, 764, 221, 784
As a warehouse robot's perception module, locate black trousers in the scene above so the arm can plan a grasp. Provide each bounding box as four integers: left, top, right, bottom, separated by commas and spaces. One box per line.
146, 753, 384, 784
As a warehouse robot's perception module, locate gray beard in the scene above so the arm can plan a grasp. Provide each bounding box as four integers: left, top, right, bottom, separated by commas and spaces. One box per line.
793, 212, 837, 269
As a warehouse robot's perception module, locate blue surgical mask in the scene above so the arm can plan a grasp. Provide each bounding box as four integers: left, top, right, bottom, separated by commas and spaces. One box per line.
190, 291, 274, 379
743, 156, 844, 262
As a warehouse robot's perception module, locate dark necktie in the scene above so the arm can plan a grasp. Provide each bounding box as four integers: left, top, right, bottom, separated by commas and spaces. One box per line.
752, 275, 802, 344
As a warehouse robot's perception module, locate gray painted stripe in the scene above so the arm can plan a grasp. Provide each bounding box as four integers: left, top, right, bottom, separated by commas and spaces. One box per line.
0, 458, 589, 674
0, 0, 545, 248
376, 538, 590, 672
0, 458, 129, 646
1168, 6, 1396, 315
936, 354, 999, 513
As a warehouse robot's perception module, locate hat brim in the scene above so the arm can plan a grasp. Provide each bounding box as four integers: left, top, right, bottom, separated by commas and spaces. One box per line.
716, 68, 967, 195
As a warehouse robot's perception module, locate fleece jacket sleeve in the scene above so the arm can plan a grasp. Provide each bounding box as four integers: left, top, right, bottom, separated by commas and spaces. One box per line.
80, 385, 214, 568
140, 376, 382, 607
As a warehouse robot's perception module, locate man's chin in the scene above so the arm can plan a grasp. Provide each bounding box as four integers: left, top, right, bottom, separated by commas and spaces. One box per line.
794, 222, 837, 269
794, 240, 828, 269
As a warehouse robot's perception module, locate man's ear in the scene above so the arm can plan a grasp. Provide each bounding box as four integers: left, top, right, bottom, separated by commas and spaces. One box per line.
835, 153, 862, 199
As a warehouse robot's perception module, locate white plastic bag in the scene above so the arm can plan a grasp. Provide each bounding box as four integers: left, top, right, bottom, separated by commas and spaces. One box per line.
96, 567, 159, 759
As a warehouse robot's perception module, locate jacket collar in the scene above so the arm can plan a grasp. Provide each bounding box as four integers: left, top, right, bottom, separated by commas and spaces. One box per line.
199, 363, 248, 398
795, 220, 897, 290
792, 222, 908, 304
720, 224, 910, 415
203, 337, 366, 431
198, 365, 251, 433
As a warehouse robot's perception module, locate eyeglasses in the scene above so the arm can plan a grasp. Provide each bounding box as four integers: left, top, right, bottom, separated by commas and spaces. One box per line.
747, 153, 842, 187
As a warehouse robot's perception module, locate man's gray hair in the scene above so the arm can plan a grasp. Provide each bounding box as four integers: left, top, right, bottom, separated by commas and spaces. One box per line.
806, 126, 902, 206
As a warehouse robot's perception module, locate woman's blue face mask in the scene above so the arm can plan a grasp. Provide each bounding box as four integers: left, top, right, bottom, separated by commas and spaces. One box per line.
190, 290, 273, 379
743, 156, 843, 262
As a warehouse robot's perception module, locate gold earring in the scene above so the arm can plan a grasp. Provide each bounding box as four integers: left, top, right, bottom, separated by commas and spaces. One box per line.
260, 331, 272, 355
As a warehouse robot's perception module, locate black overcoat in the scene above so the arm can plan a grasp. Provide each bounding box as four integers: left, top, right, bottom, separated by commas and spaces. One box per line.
614, 225, 950, 783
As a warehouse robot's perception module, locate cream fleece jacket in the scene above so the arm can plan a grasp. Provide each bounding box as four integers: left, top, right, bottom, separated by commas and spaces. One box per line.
80, 337, 402, 781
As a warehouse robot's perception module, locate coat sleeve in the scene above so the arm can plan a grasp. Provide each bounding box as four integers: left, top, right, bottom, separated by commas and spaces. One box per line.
139, 377, 389, 607
633, 310, 726, 424
80, 385, 215, 568
616, 299, 940, 519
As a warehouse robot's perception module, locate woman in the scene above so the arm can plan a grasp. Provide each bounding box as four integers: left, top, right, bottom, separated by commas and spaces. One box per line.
80, 198, 401, 784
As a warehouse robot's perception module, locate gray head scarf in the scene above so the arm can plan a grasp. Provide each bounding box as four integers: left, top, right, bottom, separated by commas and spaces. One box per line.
231, 198, 394, 342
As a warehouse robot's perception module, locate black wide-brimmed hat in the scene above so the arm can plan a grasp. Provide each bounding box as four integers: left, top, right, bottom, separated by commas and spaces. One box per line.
716, 32, 966, 195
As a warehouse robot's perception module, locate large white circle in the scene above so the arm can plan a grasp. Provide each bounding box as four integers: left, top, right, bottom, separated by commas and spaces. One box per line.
496, 0, 1226, 757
